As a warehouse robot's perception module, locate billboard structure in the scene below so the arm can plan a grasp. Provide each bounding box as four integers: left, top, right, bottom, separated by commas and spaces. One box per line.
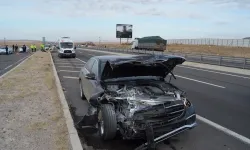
116, 24, 133, 39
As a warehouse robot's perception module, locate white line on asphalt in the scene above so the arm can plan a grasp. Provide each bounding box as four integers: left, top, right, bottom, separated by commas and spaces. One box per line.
175, 75, 226, 88
4, 64, 13, 70
54, 60, 79, 63
197, 115, 250, 145
178, 65, 250, 79
54, 63, 84, 65
63, 76, 79, 79
58, 66, 83, 68
76, 58, 86, 63
59, 70, 80, 73
87, 53, 95, 56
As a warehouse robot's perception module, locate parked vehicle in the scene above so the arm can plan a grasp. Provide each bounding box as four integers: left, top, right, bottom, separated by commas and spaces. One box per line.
57, 37, 76, 58
131, 36, 167, 51
44, 44, 51, 50
19, 46, 29, 53
0, 47, 13, 54
78, 54, 196, 149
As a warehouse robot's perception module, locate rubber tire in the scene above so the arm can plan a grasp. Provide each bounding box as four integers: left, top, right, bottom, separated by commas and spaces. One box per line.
98, 104, 117, 140
79, 80, 86, 100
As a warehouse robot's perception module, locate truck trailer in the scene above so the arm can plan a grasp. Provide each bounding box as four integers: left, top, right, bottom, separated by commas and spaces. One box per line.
131, 36, 167, 51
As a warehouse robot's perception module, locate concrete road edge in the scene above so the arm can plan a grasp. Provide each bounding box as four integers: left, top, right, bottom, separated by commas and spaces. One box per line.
49, 52, 90, 150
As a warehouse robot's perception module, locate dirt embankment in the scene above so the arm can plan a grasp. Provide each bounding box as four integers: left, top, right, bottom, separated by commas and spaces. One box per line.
0, 51, 69, 150
95, 43, 250, 58
0, 40, 42, 48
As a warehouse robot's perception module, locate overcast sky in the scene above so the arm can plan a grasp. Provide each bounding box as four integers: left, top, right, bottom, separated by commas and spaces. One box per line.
1, 0, 250, 42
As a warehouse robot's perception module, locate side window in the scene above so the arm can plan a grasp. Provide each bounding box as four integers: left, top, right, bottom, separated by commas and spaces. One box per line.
85, 58, 95, 71
91, 60, 99, 76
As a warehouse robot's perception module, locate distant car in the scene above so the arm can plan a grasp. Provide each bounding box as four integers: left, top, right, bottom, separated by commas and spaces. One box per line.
78, 54, 196, 148
19, 46, 29, 53
45, 45, 50, 50
0, 47, 13, 55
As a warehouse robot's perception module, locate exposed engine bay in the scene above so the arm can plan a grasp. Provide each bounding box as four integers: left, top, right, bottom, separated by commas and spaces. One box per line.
91, 81, 192, 139
103, 81, 185, 118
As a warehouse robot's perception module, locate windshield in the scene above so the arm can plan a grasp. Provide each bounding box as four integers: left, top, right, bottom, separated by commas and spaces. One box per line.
60, 42, 73, 48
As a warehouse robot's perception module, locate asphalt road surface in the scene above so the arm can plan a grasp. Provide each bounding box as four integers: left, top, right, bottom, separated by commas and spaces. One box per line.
51, 49, 250, 150
0, 53, 31, 77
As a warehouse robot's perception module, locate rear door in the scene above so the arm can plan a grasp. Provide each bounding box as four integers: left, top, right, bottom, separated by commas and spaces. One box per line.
88, 59, 100, 97
81, 58, 95, 100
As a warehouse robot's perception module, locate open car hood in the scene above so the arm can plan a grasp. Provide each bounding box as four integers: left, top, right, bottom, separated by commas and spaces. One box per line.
101, 55, 185, 80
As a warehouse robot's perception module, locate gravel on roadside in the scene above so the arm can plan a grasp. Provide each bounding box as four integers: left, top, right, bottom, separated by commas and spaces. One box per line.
0, 51, 70, 150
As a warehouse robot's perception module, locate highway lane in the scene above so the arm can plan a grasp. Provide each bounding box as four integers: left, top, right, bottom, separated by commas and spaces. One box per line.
51, 50, 250, 150
173, 65, 250, 138
0, 53, 31, 76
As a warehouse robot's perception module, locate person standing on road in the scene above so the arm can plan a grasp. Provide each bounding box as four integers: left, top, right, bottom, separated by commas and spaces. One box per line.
34, 44, 37, 52
31, 44, 34, 52
15, 44, 18, 53
12, 44, 15, 51
23, 44, 26, 53
5, 45, 9, 55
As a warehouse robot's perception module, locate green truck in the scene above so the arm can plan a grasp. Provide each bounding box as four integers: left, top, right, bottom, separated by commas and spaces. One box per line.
131, 36, 167, 51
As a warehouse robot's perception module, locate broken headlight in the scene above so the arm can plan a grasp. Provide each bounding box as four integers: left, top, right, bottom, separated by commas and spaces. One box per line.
183, 98, 191, 107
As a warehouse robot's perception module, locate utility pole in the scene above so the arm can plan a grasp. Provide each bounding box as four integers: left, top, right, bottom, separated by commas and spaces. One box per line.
99, 37, 100, 45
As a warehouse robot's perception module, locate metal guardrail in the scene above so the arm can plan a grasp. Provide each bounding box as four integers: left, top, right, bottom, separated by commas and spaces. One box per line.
80, 47, 250, 70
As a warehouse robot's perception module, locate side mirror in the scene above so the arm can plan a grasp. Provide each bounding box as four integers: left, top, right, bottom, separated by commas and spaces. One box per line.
85, 73, 95, 80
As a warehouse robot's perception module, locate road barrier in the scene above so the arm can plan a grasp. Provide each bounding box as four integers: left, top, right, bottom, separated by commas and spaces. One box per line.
82, 47, 250, 70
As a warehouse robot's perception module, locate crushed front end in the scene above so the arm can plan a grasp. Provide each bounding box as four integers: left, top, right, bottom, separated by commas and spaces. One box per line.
102, 82, 197, 144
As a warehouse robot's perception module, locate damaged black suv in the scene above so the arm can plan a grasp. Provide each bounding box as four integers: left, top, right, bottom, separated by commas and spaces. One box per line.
78, 54, 196, 149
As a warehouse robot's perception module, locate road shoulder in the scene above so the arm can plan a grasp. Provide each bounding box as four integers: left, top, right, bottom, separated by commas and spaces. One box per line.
0, 51, 71, 150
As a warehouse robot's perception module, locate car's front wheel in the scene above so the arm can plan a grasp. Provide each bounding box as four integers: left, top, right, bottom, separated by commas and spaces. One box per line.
98, 104, 117, 140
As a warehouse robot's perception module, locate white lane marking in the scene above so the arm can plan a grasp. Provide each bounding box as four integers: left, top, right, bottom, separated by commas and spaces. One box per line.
178, 65, 250, 79
58, 66, 83, 68
197, 115, 250, 145
59, 70, 80, 73
55, 63, 84, 65
87, 53, 95, 56
4, 64, 13, 70
175, 75, 226, 88
76, 58, 86, 63
63, 76, 79, 79
55, 61, 80, 63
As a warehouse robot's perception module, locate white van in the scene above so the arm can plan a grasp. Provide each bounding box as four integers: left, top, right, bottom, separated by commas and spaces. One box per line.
57, 37, 76, 58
